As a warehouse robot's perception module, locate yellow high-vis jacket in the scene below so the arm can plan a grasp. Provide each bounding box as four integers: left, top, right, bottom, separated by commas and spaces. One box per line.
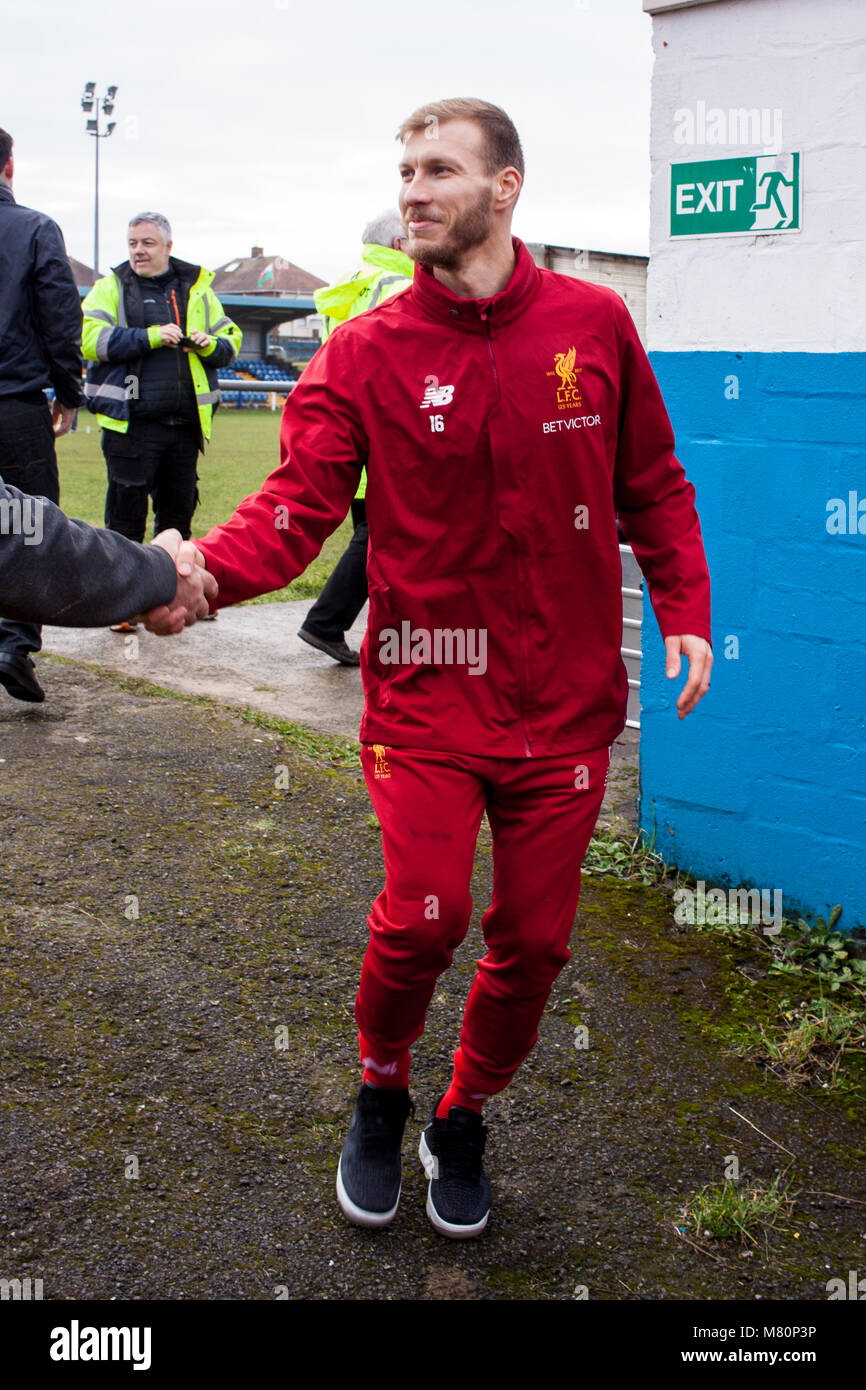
82, 257, 241, 440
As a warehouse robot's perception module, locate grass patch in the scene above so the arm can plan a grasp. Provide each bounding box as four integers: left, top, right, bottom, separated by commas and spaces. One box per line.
582, 817, 667, 885
679, 1172, 795, 1248
672, 896, 866, 1092
236, 705, 361, 772
733, 994, 866, 1090
764, 906, 866, 992
55, 410, 353, 602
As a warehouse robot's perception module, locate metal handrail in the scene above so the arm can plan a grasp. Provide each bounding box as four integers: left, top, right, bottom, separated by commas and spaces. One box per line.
621, 544, 642, 731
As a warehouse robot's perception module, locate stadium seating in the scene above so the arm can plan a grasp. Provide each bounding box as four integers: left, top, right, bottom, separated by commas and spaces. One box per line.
219, 360, 296, 406
232, 359, 296, 383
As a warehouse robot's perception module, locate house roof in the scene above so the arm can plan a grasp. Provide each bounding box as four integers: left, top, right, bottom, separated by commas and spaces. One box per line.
69, 255, 98, 287
212, 247, 327, 295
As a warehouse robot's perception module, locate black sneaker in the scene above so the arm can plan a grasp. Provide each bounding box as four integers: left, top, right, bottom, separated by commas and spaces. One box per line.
336, 1083, 414, 1228
0, 653, 45, 703
419, 1098, 492, 1238
298, 628, 360, 667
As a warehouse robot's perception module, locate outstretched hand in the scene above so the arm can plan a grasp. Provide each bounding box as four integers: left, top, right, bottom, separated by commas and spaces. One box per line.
141, 530, 216, 635
664, 635, 712, 719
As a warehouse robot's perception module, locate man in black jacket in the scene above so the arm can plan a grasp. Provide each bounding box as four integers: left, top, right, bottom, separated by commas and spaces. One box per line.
0, 128, 84, 702
0, 474, 216, 632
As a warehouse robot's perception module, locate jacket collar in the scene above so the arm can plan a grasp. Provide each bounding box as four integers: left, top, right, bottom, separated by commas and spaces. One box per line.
0, 183, 15, 205
409, 235, 541, 333
113, 255, 203, 286
362, 242, 415, 278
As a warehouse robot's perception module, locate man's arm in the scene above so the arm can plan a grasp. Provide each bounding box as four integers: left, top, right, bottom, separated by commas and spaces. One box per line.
81, 277, 170, 364
30, 219, 84, 409
0, 477, 213, 627
196, 332, 366, 604
611, 298, 712, 716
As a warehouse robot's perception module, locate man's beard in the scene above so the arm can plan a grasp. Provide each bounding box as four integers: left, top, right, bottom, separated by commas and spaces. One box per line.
406, 189, 494, 270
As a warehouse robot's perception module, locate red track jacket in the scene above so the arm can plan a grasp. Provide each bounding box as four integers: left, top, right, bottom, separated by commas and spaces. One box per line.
198, 237, 711, 758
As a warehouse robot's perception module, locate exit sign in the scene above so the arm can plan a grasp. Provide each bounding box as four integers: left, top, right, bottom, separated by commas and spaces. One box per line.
670, 153, 801, 237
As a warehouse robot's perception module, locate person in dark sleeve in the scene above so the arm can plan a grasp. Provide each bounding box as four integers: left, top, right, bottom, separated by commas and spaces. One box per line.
0, 475, 217, 638
81, 211, 241, 631
0, 128, 85, 702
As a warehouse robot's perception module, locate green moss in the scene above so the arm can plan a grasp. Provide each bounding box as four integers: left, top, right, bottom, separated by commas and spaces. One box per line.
484, 1264, 564, 1300
43, 657, 362, 772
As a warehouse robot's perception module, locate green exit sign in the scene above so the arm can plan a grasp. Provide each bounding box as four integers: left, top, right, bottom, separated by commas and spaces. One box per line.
670, 153, 801, 237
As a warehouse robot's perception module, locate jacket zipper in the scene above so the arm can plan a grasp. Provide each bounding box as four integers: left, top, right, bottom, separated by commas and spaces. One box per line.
170, 286, 185, 415
480, 306, 532, 757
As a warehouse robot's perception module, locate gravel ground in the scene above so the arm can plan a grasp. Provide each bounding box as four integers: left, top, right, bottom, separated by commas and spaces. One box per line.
0, 661, 863, 1301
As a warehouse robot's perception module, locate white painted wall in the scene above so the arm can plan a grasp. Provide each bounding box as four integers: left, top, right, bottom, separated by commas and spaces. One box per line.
647, 0, 866, 352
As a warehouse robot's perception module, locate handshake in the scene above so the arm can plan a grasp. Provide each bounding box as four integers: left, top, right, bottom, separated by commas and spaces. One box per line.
138, 529, 215, 636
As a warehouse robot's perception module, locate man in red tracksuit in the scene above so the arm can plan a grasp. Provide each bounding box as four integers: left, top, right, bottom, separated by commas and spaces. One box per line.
190, 97, 713, 1239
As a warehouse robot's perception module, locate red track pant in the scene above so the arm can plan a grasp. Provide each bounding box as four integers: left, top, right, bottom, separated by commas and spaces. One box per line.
355, 742, 611, 1104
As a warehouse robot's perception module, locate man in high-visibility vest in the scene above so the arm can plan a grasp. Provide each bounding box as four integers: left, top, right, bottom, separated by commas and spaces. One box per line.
82, 211, 240, 630
297, 212, 413, 665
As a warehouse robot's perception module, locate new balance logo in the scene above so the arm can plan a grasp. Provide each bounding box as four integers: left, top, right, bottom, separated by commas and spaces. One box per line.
420, 377, 455, 409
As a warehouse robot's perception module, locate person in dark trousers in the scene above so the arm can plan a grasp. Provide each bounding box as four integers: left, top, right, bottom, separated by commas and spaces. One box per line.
82, 212, 240, 630
296, 494, 369, 665
0, 474, 216, 631
0, 128, 84, 703
298, 212, 413, 665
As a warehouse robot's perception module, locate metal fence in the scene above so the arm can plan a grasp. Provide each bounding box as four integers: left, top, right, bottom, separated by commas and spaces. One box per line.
621, 544, 642, 730
218, 379, 293, 410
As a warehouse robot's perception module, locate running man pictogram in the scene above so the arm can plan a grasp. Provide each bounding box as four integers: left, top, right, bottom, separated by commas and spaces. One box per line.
750, 170, 794, 229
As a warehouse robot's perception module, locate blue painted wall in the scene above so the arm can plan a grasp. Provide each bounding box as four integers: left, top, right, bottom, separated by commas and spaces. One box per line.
640, 351, 866, 931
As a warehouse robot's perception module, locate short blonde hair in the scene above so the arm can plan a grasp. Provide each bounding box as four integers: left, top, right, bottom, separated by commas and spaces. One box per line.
396, 98, 524, 181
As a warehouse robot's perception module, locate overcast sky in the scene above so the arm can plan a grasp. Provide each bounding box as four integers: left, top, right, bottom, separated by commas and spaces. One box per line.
3, 0, 653, 281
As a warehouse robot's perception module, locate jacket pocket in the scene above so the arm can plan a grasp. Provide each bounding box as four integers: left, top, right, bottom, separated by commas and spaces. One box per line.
365, 550, 397, 684
101, 430, 148, 485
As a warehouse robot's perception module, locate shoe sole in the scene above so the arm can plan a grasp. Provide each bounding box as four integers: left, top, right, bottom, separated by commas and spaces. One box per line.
336, 1155, 400, 1229
418, 1131, 489, 1239
297, 630, 360, 666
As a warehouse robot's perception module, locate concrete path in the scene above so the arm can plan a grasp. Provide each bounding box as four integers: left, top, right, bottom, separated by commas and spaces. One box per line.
42, 600, 369, 740
41, 599, 640, 827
